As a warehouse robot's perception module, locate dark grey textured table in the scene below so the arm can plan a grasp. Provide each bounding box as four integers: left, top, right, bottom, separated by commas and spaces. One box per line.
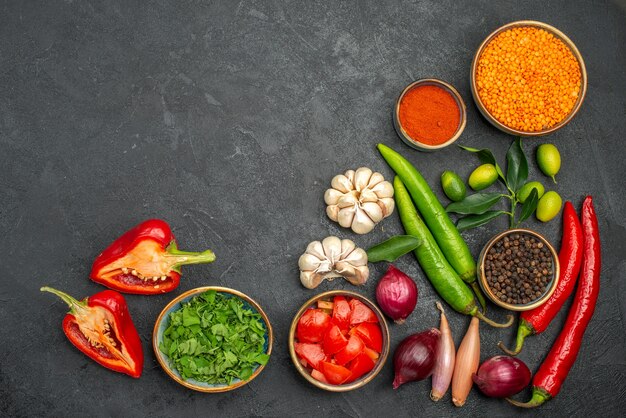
1, 1, 625, 417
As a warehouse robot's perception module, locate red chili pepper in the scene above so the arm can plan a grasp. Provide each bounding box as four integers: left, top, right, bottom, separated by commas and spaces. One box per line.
90, 219, 215, 294
499, 201, 584, 355
508, 196, 600, 407
41, 286, 144, 378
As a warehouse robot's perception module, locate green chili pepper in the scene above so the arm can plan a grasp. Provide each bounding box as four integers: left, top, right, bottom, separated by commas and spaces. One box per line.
366, 235, 421, 263
378, 143, 487, 311
393, 176, 512, 327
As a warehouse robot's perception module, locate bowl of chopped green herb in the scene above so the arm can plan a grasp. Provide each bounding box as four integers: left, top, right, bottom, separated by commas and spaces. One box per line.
153, 286, 273, 392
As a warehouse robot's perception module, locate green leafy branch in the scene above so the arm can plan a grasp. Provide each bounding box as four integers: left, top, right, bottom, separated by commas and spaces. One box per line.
448, 138, 540, 231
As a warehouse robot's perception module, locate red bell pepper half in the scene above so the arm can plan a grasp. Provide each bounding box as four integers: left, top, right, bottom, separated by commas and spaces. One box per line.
90, 219, 215, 294
41, 286, 144, 378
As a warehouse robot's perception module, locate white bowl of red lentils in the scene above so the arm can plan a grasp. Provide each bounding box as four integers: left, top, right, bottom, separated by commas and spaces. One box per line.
470, 21, 587, 136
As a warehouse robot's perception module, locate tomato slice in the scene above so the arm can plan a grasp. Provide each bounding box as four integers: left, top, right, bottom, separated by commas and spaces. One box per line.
321, 361, 351, 385
351, 322, 383, 353
345, 352, 376, 383
297, 308, 331, 343
334, 333, 365, 366
294, 342, 326, 370
323, 324, 349, 355
331, 296, 351, 332
311, 368, 329, 384
364, 347, 380, 361
349, 299, 378, 325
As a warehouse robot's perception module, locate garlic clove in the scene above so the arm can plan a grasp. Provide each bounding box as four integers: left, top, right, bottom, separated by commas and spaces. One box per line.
298, 253, 322, 271
335, 262, 369, 285
342, 247, 368, 267
344, 170, 355, 184
324, 188, 344, 205
360, 189, 379, 203
300, 271, 324, 289
354, 167, 373, 191
350, 208, 376, 234
338, 207, 356, 229
322, 236, 342, 264
353, 266, 370, 285
361, 201, 384, 223
340, 239, 356, 258
370, 181, 394, 199
378, 197, 396, 218
305, 240, 326, 260
367, 172, 385, 188
337, 193, 359, 209
326, 205, 339, 221
331, 174, 354, 193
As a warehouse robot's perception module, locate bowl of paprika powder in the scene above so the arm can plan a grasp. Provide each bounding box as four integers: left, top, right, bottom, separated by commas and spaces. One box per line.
393, 78, 467, 151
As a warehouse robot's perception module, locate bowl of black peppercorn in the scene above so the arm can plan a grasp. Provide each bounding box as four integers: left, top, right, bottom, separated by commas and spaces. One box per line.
477, 229, 560, 311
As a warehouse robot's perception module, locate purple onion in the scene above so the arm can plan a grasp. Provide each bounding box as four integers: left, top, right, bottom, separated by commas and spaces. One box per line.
376, 264, 418, 323
393, 328, 440, 389
472, 356, 531, 398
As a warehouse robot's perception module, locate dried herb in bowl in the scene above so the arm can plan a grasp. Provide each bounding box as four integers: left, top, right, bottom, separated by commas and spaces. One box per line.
159, 290, 269, 385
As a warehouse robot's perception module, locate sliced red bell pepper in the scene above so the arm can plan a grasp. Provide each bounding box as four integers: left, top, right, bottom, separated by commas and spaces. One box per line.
321, 361, 351, 385
349, 299, 378, 325
90, 219, 215, 295
323, 324, 349, 355
351, 322, 383, 353
346, 352, 376, 383
41, 286, 144, 378
331, 296, 351, 332
311, 368, 329, 384
364, 347, 380, 361
294, 342, 326, 370
296, 309, 331, 343
334, 334, 365, 366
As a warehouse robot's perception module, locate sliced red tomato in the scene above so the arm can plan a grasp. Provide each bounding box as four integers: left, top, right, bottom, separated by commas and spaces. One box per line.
311, 368, 329, 384
345, 352, 376, 383
297, 308, 331, 343
351, 322, 383, 352
349, 299, 378, 325
331, 296, 351, 332
364, 347, 380, 361
323, 324, 348, 355
294, 342, 326, 370
321, 361, 351, 385
334, 334, 365, 366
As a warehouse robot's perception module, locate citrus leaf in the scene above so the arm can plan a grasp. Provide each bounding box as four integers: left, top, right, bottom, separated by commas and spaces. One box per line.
517, 188, 539, 226
366, 235, 421, 262
505, 138, 528, 192
456, 210, 507, 232
446, 192, 504, 215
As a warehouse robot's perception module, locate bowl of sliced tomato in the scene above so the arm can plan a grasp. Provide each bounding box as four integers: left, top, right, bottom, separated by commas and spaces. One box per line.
288, 290, 390, 392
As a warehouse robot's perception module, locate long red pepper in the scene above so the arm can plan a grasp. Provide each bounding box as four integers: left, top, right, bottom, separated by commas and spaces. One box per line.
499, 201, 584, 355
91, 219, 215, 295
508, 196, 600, 407
41, 286, 144, 378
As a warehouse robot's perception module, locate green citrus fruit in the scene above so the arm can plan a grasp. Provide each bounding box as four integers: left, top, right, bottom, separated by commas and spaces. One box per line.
517, 181, 545, 203
468, 164, 498, 191
536, 191, 562, 222
536, 144, 561, 183
441, 170, 466, 202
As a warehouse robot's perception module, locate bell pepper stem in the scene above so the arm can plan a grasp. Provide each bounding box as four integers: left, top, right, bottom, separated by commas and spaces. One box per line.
166, 242, 216, 273
41, 286, 87, 314
498, 319, 533, 355
506, 388, 550, 408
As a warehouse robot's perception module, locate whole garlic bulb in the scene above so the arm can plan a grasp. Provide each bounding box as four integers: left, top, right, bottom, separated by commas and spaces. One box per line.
298, 236, 369, 289
324, 167, 394, 234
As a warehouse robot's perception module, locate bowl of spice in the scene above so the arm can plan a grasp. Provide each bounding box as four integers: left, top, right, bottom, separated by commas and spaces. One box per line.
477, 229, 560, 311
471, 21, 587, 136
153, 286, 273, 392
393, 78, 467, 151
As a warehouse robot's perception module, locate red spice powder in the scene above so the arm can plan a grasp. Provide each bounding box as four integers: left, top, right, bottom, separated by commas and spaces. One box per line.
398, 84, 461, 146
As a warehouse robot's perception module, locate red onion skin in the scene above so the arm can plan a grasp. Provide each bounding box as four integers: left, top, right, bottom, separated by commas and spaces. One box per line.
431, 302, 455, 401
376, 264, 418, 323
472, 356, 531, 398
393, 328, 440, 389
